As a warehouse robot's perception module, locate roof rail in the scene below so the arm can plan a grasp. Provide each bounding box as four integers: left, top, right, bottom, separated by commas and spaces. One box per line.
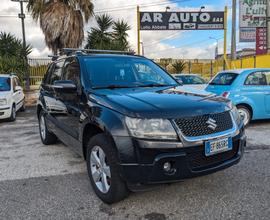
62, 48, 135, 56
48, 55, 59, 61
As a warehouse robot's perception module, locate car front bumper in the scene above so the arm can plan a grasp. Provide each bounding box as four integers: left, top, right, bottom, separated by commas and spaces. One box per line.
116, 128, 246, 185
0, 106, 11, 119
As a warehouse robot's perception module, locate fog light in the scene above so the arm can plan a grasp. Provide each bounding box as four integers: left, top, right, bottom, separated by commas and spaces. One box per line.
163, 162, 171, 172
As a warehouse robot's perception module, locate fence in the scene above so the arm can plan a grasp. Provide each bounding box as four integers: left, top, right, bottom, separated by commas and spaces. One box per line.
27, 54, 270, 89
28, 58, 51, 89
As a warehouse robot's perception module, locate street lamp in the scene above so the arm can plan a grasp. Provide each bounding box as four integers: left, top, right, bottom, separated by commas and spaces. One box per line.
11, 0, 30, 90
200, 6, 205, 12
209, 37, 219, 60
165, 6, 170, 12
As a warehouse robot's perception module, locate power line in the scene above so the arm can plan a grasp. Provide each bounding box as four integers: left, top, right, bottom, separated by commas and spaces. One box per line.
145, 36, 224, 54
0, 0, 190, 17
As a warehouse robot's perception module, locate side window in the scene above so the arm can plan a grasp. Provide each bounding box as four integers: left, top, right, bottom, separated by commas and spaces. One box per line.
48, 60, 64, 85
264, 72, 270, 85
245, 72, 267, 86
62, 58, 81, 87
12, 78, 18, 92
43, 63, 54, 85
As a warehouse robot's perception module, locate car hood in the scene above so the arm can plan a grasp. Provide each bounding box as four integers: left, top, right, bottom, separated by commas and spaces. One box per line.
0, 91, 11, 99
90, 86, 231, 118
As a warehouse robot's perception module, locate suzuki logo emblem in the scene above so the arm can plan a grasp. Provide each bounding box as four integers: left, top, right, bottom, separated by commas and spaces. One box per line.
206, 118, 217, 131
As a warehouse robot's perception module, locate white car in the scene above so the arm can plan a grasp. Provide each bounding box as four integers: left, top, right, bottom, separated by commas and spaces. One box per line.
174, 74, 207, 90
0, 74, 25, 121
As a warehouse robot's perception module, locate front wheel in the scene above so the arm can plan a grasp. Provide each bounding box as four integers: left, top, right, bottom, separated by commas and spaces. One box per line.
86, 134, 129, 204
237, 105, 251, 126
8, 105, 16, 122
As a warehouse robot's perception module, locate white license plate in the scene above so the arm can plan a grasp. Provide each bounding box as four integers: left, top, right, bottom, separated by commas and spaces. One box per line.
205, 137, 233, 156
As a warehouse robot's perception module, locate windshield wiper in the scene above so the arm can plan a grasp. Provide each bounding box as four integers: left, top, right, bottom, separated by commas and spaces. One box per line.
137, 83, 174, 88
92, 85, 134, 90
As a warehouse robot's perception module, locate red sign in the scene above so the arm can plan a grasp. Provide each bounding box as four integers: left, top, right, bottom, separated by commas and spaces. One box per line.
256, 27, 267, 55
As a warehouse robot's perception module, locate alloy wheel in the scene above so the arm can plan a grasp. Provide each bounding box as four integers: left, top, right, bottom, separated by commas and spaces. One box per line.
90, 146, 111, 193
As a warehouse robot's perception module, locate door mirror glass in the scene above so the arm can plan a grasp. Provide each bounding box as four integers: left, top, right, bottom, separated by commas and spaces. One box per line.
53, 80, 77, 93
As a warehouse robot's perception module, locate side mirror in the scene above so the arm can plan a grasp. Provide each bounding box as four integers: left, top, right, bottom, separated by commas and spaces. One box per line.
15, 86, 22, 92
53, 80, 77, 93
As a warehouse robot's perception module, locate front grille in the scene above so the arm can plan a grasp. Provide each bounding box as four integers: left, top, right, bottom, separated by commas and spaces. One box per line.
188, 142, 239, 171
174, 111, 233, 137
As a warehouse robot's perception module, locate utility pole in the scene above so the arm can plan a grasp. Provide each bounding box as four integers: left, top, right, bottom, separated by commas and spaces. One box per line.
11, 0, 29, 90
231, 0, 237, 60
267, 0, 270, 53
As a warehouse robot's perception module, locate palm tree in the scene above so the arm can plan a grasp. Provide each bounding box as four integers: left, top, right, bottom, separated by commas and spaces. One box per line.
172, 60, 186, 73
85, 14, 113, 50
112, 20, 131, 51
85, 14, 131, 51
0, 32, 32, 81
27, 0, 94, 55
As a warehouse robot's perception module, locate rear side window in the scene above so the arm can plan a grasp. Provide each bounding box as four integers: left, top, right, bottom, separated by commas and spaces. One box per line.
245, 72, 269, 86
48, 60, 64, 85
210, 72, 238, 85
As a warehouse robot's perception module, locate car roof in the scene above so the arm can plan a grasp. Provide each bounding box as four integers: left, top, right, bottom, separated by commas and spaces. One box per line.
174, 74, 200, 77
218, 68, 270, 75
0, 74, 13, 78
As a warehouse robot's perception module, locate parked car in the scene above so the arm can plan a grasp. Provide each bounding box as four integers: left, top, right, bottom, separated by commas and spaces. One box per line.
37, 49, 246, 204
206, 68, 270, 126
174, 74, 207, 90
0, 74, 25, 121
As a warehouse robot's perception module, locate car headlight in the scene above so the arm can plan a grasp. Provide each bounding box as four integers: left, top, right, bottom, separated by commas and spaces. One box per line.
125, 117, 178, 140
231, 105, 242, 126
0, 98, 7, 106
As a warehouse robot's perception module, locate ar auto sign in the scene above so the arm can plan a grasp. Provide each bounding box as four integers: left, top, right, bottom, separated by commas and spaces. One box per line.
140, 12, 225, 30
239, 0, 267, 28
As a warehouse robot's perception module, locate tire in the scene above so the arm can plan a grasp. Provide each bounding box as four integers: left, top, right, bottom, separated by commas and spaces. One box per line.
237, 105, 251, 126
20, 99, 26, 112
38, 111, 57, 145
8, 104, 16, 122
86, 134, 129, 204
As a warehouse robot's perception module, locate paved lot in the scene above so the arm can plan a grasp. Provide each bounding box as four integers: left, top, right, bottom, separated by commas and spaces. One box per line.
0, 108, 269, 220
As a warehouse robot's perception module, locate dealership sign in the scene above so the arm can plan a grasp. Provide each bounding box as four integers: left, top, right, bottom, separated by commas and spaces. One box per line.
139, 12, 225, 30
256, 27, 267, 55
239, 28, 256, 42
239, 0, 266, 28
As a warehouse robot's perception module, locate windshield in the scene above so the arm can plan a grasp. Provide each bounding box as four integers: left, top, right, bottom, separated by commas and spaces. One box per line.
175, 75, 206, 84
210, 72, 238, 85
84, 57, 178, 89
0, 77, 11, 91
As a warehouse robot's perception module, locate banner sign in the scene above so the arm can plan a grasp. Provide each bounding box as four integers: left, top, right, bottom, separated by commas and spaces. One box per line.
239, 28, 256, 42
256, 27, 267, 55
139, 12, 225, 30
239, 0, 266, 28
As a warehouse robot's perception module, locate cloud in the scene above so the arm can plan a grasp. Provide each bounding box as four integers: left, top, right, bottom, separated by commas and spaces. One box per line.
0, 0, 221, 58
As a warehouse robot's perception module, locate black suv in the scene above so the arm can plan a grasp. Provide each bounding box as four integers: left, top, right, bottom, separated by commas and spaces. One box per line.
37, 49, 246, 204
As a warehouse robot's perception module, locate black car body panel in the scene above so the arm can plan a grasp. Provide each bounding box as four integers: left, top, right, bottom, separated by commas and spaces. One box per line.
37, 53, 246, 187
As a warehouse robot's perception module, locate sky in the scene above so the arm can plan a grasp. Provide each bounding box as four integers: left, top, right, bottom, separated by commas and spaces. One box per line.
0, 0, 254, 59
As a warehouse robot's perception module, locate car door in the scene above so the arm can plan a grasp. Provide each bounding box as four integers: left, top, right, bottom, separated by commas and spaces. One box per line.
11, 77, 21, 111
42, 60, 66, 132
264, 71, 270, 115
242, 71, 268, 118
14, 77, 24, 108
55, 57, 82, 140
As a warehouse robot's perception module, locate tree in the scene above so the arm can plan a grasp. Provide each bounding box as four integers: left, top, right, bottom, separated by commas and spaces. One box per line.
85, 14, 113, 50
112, 20, 131, 51
172, 60, 186, 73
85, 14, 131, 51
0, 32, 32, 81
27, 0, 94, 55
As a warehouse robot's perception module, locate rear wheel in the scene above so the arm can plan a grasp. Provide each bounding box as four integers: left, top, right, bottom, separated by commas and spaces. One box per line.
237, 105, 251, 126
86, 134, 129, 204
20, 99, 26, 112
38, 111, 57, 145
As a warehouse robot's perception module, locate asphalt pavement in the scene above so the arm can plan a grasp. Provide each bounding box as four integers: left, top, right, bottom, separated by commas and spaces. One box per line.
0, 108, 269, 220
